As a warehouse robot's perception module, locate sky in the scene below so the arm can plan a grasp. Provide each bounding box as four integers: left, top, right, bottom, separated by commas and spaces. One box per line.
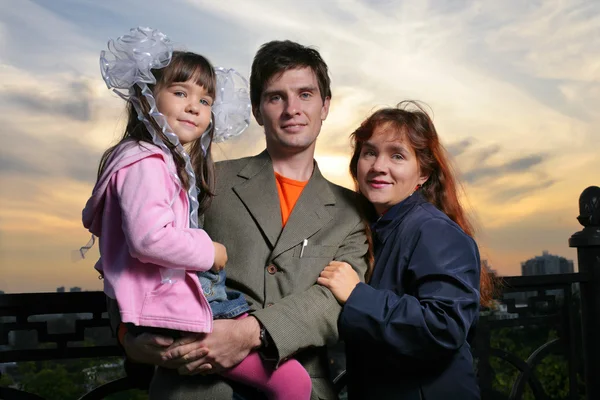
0, 0, 598, 293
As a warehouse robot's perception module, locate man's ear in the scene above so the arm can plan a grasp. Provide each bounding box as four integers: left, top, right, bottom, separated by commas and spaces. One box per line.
253, 106, 264, 126
321, 97, 331, 121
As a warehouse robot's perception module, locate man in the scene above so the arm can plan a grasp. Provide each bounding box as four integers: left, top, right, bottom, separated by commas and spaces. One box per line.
119, 40, 369, 400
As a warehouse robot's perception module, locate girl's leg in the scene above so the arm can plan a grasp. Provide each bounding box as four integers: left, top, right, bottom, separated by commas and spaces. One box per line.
221, 351, 312, 400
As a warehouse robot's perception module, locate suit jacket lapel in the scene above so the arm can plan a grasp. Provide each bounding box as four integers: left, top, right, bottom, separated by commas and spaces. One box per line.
271, 163, 335, 260
232, 151, 282, 248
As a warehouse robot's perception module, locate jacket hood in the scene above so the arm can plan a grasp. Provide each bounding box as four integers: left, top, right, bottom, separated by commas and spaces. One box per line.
82, 140, 175, 236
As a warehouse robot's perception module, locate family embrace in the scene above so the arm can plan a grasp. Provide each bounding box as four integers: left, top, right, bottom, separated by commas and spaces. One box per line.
82, 27, 492, 400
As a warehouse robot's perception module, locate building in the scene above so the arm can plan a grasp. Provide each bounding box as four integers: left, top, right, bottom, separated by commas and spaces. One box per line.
521, 250, 574, 276
482, 302, 519, 320
515, 251, 576, 303
502, 251, 575, 306
56, 286, 83, 293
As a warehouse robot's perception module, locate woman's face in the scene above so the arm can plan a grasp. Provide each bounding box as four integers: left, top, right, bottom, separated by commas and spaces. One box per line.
356, 125, 428, 215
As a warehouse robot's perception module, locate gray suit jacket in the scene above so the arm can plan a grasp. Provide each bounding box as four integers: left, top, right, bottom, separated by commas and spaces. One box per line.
204, 150, 369, 398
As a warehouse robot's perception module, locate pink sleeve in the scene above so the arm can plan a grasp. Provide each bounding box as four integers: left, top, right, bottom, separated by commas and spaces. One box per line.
114, 155, 215, 271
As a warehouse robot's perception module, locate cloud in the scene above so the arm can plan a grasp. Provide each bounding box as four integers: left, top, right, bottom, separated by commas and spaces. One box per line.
446, 138, 475, 158
469, 144, 501, 165
452, 0, 600, 123
1, 80, 94, 121
0, 0, 598, 294
0, 125, 101, 185
494, 179, 556, 203
449, 139, 560, 208
505, 154, 545, 172
0, 0, 99, 74
0, 152, 44, 175
483, 0, 600, 82
463, 153, 547, 184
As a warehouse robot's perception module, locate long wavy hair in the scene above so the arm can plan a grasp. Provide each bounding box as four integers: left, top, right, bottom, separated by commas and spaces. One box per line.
349, 101, 494, 306
97, 51, 217, 214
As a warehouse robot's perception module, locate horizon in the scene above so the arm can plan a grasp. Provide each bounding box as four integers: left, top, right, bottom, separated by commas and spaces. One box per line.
0, 248, 580, 294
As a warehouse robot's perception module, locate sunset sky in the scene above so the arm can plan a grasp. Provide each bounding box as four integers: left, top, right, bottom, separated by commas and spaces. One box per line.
1, 0, 598, 293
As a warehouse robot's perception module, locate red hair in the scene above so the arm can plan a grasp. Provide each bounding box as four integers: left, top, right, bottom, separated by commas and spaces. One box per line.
349, 101, 494, 307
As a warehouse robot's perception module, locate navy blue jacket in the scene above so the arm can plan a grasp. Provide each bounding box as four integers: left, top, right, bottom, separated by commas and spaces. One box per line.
340, 192, 481, 400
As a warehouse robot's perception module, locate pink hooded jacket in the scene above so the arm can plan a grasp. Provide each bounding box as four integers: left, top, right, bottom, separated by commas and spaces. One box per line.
82, 140, 214, 333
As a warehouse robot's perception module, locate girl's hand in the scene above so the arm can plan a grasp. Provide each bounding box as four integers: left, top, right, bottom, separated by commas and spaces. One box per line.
317, 261, 361, 304
212, 242, 227, 272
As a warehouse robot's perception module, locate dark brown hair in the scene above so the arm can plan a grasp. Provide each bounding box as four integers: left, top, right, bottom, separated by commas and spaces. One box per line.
349, 101, 494, 306
97, 51, 216, 214
250, 40, 331, 108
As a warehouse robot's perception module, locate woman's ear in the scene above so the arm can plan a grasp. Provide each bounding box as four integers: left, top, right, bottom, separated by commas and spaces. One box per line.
418, 175, 429, 186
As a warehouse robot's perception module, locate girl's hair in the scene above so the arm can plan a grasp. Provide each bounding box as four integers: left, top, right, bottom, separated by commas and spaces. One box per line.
97, 51, 217, 214
349, 101, 494, 306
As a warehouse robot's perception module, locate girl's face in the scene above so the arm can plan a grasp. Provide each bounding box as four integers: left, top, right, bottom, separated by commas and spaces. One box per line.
155, 79, 213, 145
357, 125, 428, 215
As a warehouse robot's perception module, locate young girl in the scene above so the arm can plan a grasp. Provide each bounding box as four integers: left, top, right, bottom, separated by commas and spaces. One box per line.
82, 27, 311, 400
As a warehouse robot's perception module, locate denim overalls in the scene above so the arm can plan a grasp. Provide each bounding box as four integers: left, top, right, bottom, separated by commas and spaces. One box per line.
197, 269, 250, 319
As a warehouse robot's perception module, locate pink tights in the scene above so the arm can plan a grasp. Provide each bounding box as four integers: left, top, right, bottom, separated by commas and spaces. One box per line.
219, 314, 311, 399
221, 351, 312, 400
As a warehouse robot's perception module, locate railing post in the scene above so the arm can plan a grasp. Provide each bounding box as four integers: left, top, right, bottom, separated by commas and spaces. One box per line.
569, 186, 600, 400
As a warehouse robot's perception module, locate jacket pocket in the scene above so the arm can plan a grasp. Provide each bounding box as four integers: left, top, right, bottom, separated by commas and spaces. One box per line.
294, 244, 337, 259
140, 280, 175, 318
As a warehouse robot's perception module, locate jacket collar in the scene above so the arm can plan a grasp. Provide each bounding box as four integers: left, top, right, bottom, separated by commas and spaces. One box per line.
232, 150, 336, 257
370, 191, 426, 244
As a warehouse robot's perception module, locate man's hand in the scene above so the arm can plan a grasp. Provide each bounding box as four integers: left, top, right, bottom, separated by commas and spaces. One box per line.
167, 317, 261, 375
123, 332, 208, 369
317, 261, 361, 304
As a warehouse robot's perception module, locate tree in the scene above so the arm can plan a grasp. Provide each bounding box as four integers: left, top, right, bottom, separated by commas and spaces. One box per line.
19, 362, 84, 400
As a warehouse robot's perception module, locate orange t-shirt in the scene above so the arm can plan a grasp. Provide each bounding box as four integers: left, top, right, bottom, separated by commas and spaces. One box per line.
274, 172, 309, 226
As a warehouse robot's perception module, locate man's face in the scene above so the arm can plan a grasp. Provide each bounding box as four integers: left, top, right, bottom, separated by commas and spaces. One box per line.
254, 67, 330, 157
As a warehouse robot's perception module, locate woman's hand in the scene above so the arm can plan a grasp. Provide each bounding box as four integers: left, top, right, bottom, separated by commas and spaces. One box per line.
317, 261, 361, 304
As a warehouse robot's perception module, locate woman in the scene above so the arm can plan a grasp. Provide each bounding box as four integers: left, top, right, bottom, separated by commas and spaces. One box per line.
318, 102, 492, 399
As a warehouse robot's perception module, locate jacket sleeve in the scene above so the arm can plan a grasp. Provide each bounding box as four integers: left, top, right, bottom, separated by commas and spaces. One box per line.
339, 218, 480, 360
252, 219, 369, 364
115, 155, 215, 271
